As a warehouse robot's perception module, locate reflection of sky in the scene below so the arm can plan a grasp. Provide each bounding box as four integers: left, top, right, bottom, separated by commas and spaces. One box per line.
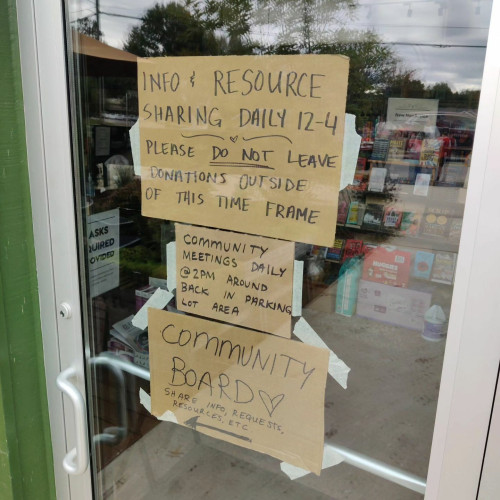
69, 0, 492, 90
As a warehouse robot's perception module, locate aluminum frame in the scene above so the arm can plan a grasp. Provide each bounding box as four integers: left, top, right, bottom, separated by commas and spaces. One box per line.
16, 0, 91, 499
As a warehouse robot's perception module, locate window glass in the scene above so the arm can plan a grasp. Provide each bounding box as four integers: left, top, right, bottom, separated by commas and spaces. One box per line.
66, 1, 492, 498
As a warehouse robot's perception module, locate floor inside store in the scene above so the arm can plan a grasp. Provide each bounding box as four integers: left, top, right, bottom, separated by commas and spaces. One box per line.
98, 283, 445, 500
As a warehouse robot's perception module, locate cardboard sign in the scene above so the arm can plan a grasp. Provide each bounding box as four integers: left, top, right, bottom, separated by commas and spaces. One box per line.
149, 309, 329, 474
87, 208, 120, 298
138, 55, 349, 246
175, 224, 294, 338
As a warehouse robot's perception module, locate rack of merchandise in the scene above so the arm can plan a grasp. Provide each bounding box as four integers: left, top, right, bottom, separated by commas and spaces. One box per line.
302, 110, 474, 336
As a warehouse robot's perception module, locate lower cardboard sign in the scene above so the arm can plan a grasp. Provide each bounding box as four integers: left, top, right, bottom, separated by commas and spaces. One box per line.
149, 309, 329, 474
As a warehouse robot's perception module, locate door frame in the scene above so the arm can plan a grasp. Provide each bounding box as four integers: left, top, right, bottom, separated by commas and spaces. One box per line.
16, 0, 500, 498
16, 1, 91, 499
425, 1, 500, 497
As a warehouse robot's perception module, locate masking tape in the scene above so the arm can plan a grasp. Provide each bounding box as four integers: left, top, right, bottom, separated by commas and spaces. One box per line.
340, 113, 361, 191
281, 445, 344, 479
166, 241, 177, 292
139, 388, 178, 423
132, 288, 173, 330
294, 317, 350, 389
129, 120, 141, 177
292, 260, 304, 317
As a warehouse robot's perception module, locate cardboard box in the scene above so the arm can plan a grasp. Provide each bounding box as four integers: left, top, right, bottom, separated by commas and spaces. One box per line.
362, 246, 412, 288
356, 279, 432, 331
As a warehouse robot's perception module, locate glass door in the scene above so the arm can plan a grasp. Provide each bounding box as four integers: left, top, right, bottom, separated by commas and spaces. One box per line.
18, 0, 500, 499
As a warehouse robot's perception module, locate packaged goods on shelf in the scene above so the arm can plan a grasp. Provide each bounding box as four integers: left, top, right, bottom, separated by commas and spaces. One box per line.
346, 201, 366, 228
412, 251, 435, 280
400, 211, 422, 236
361, 203, 385, 231
368, 167, 387, 192
336, 257, 363, 317
357, 280, 432, 331
362, 246, 412, 288
430, 251, 457, 285
387, 138, 407, 160
382, 206, 403, 230
343, 239, 364, 262
326, 239, 345, 262
337, 190, 350, 225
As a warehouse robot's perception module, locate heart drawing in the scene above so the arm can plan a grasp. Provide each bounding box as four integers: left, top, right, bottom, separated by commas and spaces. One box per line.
258, 390, 285, 417
230, 136, 238, 143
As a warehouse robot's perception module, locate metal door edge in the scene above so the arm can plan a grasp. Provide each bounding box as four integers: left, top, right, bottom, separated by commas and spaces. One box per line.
16, 0, 92, 499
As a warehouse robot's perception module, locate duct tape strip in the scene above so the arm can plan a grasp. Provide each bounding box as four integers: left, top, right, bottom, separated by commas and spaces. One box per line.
139, 388, 178, 423
292, 260, 304, 317
166, 242, 177, 292
129, 120, 141, 177
294, 317, 350, 389
281, 445, 344, 479
132, 288, 173, 330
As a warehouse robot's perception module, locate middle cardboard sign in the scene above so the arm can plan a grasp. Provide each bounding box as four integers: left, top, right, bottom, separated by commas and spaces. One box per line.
175, 224, 295, 338
138, 54, 349, 246
149, 309, 330, 474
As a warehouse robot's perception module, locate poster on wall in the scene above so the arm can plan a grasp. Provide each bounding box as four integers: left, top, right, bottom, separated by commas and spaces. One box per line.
138, 55, 349, 246
88, 208, 120, 298
148, 309, 329, 474
386, 98, 439, 132
175, 224, 295, 338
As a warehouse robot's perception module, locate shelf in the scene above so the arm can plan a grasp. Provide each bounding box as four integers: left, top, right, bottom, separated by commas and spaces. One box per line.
336, 223, 459, 253
367, 158, 435, 168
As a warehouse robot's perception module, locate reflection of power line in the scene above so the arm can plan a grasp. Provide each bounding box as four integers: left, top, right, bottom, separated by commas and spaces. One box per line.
355, 23, 489, 30
72, 3, 142, 37
70, 8, 94, 15
100, 11, 142, 21
379, 41, 486, 48
358, 0, 442, 5
246, 28, 487, 48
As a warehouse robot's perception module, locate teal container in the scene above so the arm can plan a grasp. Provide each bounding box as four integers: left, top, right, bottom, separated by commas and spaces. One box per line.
336, 257, 363, 317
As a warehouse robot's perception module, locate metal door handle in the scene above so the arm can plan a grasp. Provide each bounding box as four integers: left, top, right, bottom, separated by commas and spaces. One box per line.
90, 356, 128, 445
56, 366, 89, 475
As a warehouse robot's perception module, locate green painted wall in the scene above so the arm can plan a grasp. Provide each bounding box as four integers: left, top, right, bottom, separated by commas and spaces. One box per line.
0, 0, 56, 498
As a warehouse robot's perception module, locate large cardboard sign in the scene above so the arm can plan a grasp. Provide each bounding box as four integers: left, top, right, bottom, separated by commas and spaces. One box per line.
88, 209, 120, 298
149, 309, 329, 474
175, 224, 294, 338
138, 55, 349, 246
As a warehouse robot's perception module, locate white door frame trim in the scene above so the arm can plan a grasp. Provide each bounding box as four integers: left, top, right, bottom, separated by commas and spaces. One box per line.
16, 1, 91, 499
426, 1, 500, 498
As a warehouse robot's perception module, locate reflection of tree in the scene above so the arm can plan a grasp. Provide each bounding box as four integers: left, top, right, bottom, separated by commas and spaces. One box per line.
314, 29, 404, 118
201, 0, 256, 54
123, 1, 479, 121
124, 3, 219, 56
254, 0, 356, 53
76, 18, 102, 40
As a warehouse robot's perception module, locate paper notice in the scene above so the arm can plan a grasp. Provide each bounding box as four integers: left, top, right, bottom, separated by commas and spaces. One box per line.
138, 55, 349, 246
149, 309, 329, 474
88, 208, 120, 298
175, 224, 294, 338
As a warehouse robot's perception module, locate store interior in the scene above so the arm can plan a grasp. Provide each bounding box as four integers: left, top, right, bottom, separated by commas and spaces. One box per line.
72, 24, 476, 500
